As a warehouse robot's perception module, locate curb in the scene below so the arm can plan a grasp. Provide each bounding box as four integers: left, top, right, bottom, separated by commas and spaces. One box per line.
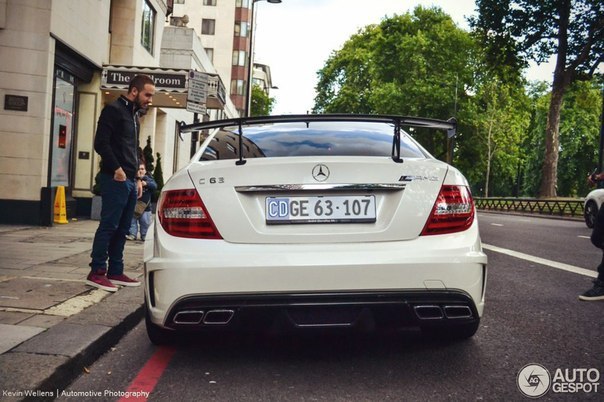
0, 286, 144, 402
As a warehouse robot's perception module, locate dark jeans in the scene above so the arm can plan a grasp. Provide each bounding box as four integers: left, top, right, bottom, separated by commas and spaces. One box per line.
590, 204, 604, 281
90, 173, 138, 275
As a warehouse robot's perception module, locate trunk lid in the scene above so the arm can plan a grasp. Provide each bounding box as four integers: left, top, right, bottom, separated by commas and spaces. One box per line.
187, 156, 447, 244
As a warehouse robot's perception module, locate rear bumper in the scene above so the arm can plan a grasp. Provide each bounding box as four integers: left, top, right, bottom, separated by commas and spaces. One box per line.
145, 218, 487, 330
151, 290, 480, 332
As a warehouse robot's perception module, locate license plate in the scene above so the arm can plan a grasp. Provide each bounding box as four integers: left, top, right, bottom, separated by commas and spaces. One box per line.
265, 195, 376, 224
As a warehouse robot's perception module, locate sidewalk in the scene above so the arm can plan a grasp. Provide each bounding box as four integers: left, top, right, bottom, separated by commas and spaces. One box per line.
0, 219, 145, 398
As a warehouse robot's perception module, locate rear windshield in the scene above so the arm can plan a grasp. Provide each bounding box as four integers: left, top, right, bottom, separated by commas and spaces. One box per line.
199, 121, 428, 161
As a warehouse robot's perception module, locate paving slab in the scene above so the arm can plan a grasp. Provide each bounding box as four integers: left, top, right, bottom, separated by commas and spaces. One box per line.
0, 220, 146, 398
0, 311, 34, 324
0, 323, 46, 354
0, 352, 69, 395
18, 314, 65, 328
69, 286, 144, 327
13, 322, 110, 357
0, 278, 88, 310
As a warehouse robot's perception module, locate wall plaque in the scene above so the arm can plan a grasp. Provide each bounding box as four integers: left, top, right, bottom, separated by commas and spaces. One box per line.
4, 95, 28, 112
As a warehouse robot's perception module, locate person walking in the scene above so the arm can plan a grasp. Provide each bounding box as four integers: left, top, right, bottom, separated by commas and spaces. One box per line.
581, 171, 604, 301
86, 75, 155, 292
127, 162, 157, 241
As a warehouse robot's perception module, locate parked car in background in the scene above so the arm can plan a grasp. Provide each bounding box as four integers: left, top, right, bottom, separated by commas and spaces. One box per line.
584, 188, 604, 228
143, 114, 488, 344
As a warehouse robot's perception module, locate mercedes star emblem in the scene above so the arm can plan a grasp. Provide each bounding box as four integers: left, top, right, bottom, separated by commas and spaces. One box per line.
312, 164, 330, 182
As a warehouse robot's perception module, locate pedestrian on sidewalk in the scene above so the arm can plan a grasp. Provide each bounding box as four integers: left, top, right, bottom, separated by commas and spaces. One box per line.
581, 171, 604, 301
86, 75, 155, 292
127, 161, 157, 241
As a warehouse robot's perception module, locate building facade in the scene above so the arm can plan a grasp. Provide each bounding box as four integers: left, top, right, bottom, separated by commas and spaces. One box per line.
0, 0, 237, 225
172, 0, 274, 117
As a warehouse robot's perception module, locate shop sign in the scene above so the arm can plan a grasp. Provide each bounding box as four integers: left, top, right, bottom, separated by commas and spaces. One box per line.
102, 66, 187, 91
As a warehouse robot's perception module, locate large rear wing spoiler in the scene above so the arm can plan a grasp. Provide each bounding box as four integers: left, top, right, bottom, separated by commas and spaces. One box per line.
178, 114, 457, 164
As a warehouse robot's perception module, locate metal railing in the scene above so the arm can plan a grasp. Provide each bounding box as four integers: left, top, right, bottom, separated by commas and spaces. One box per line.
474, 198, 585, 218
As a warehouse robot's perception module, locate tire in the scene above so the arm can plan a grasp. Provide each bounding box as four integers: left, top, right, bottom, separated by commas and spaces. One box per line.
421, 320, 480, 341
584, 200, 598, 229
145, 304, 175, 345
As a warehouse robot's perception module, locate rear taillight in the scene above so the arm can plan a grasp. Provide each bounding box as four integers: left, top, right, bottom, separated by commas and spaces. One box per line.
421, 185, 475, 236
158, 189, 222, 239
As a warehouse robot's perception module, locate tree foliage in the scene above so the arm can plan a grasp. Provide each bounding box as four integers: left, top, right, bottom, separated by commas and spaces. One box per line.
462, 78, 530, 197
143, 136, 155, 174
251, 84, 276, 116
314, 6, 475, 159
522, 79, 603, 197
153, 152, 164, 201
312, 5, 602, 199
470, 0, 604, 197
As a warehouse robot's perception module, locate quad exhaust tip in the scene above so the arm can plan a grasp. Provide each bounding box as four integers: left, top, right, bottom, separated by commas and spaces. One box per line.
202, 309, 235, 325
172, 309, 235, 325
414, 305, 444, 320
173, 310, 205, 325
443, 305, 473, 319
414, 305, 473, 320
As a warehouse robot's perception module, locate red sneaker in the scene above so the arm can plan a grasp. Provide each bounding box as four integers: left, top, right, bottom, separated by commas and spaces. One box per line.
107, 274, 141, 287
86, 272, 118, 292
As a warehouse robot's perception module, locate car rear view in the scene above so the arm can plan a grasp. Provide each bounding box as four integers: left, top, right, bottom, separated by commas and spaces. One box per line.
143, 115, 487, 344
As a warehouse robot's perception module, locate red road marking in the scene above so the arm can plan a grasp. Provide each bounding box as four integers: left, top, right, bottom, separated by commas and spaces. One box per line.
118, 346, 176, 401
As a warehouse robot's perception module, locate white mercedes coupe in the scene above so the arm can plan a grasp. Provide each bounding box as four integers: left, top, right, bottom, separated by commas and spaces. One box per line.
143, 115, 487, 344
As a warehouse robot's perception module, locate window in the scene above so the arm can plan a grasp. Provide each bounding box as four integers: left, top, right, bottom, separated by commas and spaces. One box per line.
141, 0, 156, 54
203, 0, 216, 5
236, 0, 250, 7
234, 21, 248, 37
205, 48, 214, 63
175, 0, 185, 4
202, 18, 216, 35
230, 79, 245, 95
199, 122, 427, 161
232, 50, 246, 66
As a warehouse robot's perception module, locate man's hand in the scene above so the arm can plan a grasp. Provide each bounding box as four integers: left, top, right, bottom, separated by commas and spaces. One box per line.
114, 167, 127, 182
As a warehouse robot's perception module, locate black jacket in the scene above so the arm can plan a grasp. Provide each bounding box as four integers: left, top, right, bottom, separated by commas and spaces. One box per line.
94, 96, 141, 179
140, 174, 158, 211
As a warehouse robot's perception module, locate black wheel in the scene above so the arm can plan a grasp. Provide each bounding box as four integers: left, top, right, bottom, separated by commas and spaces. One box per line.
145, 304, 175, 345
584, 200, 598, 229
421, 320, 480, 341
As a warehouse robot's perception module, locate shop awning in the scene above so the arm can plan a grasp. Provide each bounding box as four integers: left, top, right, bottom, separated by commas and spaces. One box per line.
101, 65, 226, 110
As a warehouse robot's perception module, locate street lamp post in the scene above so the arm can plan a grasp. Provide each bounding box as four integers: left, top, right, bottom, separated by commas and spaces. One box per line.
245, 0, 281, 117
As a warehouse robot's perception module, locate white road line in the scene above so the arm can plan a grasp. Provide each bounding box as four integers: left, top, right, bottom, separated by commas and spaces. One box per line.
482, 243, 597, 278
490, 223, 504, 227
578, 235, 591, 239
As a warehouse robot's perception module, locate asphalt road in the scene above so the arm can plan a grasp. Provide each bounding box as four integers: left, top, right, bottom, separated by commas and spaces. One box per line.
60, 213, 604, 401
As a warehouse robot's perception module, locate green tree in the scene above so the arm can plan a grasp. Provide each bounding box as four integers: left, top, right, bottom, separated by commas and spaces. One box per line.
153, 152, 164, 201
463, 78, 530, 197
250, 84, 276, 116
519, 81, 551, 196
143, 136, 155, 174
470, 0, 604, 197
523, 79, 603, 197
314, 6, 475, 160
